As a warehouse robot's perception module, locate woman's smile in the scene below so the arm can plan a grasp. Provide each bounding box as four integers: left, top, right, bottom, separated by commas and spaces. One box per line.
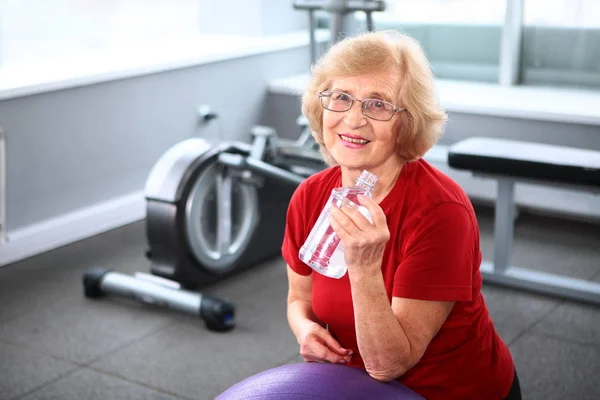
338, 133, 370, 148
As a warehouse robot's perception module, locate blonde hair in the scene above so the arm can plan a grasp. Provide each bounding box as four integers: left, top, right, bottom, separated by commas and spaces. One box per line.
302, 30, 447, 165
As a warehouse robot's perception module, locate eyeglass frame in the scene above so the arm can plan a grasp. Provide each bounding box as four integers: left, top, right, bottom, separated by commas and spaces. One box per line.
318, 90, 406, 121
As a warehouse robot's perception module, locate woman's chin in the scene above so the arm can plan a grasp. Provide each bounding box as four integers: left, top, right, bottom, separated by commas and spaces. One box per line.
331, 148, 367, 166
335, 158, 368, 171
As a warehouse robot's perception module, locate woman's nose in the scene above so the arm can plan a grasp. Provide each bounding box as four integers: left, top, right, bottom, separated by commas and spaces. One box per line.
344, 102, 367, 128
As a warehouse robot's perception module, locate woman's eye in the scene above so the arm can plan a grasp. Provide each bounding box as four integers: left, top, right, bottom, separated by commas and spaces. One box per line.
333, 93, 349, 101
367, 100, 384, 108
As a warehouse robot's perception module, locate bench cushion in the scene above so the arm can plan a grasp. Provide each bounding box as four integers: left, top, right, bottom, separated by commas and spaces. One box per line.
448, 137, 600, 188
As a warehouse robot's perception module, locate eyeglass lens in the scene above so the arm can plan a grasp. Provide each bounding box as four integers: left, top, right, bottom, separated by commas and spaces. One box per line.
321, 92, 395, 121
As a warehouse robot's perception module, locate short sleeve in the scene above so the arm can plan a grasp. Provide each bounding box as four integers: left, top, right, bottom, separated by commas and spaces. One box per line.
393, 202, 477, 301
281, 182, 313, 276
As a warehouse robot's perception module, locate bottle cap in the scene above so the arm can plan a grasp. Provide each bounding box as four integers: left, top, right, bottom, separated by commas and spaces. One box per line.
357, 170, 378, 188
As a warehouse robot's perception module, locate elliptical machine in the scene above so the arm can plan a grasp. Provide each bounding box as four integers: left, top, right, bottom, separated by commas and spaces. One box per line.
83, 121, 324, 331
143, 122, 323, 287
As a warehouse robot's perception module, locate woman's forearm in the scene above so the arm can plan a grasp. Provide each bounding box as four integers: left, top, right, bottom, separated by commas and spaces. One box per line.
349, 269, 413, 381
287, 299, 323, 341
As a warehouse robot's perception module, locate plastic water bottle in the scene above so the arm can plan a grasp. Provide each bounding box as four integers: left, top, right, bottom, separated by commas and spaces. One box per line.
299, 170, 378, 278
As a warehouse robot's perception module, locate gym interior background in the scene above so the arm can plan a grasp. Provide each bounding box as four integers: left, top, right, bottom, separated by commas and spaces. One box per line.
0, 0, 599, 399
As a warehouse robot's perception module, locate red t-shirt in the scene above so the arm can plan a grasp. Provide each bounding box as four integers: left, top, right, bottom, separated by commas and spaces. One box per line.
281, 160, 514, 400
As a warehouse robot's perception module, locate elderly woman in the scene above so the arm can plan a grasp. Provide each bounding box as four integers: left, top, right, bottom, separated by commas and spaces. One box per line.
281, 30, 521, 400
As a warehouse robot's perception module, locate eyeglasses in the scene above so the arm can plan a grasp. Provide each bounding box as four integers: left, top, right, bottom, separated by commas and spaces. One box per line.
318, 90, 406, 121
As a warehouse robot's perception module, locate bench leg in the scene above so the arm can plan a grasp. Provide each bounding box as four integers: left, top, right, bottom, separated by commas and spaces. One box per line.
492, 178, 515, 273
482, 178, 600, 306
481, 261, 600, 305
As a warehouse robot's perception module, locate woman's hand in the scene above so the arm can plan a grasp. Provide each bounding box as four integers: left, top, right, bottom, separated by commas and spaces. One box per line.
329, 195, 390, 276
298, 321, 353, 364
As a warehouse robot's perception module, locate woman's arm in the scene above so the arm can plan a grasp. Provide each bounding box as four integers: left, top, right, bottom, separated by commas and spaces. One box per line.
287, 265, 320, 335
287, 265, 353, 364
350, 268, 454, 381
329, 198, 473, 381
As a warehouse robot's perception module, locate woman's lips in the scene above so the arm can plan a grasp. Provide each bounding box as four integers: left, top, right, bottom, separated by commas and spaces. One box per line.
339, 134, 370, 148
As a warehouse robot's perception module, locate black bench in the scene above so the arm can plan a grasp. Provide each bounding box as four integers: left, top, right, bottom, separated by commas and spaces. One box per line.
448, 137, 600, 305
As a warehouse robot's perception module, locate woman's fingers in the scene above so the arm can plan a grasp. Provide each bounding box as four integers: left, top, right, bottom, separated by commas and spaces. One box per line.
357, 195, 387, 228
329, 207, 353, 240
329, 196, 390, 271
301, 343, 349, 364
329, 196, 387, 231
300, 332, 353, 364
321, 331, 353, 357
330, 204, 388, 245
329, 206, 369, 239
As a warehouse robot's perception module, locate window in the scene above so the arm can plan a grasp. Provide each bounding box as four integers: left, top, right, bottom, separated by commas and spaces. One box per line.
386, 0, 506, 25
354, 0, 600, 89
522, 0, 600, 88
2, 0, 599, 91
378, 0, 507, 82
0, 0, 201, 68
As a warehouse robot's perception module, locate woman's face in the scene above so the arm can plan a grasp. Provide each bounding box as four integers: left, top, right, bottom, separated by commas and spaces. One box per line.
322, 72, 402, 175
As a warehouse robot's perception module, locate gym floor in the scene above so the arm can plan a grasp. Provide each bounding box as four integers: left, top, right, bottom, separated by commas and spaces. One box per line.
1, 205, 599, 400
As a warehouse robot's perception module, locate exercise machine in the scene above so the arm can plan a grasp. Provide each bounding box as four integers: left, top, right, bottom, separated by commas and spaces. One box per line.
293, 0, 387, 65
143, 122, 322, 287
84, 267, 236, 332
83, 121, 325, 330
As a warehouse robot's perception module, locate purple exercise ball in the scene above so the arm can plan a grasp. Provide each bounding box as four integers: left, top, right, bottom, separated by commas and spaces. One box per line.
215, 363, 424, 400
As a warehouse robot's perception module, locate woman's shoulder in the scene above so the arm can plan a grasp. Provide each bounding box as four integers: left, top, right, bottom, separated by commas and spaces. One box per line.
297, 166, 341, 193
288, 166, 340, 209
409, 159, 473, 209
384, 159, 477, 227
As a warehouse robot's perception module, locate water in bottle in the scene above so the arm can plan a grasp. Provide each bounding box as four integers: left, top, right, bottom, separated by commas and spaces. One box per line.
299, 170, 378, 278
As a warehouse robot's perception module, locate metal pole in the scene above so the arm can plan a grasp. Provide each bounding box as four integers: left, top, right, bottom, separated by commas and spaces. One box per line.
308, 9, 317, 64
493, 178, 516, 273
499, 0, 524, 86
326, 0, 347, 46
0, 128, 5, 243
365, 11, 374, 32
